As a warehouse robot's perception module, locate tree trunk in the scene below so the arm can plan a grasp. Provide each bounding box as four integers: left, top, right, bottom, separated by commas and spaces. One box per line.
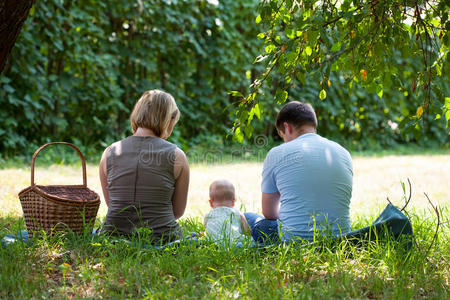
0, 0, 35, 74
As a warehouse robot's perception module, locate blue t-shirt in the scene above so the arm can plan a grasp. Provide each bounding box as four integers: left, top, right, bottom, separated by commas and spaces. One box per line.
261, 133, 353, 241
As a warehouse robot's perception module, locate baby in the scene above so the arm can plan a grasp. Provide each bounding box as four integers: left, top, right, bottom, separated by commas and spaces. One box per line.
204, 180, 251, 243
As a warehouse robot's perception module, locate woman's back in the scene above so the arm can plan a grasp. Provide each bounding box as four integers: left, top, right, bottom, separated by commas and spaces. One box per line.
103, 136, 181, 242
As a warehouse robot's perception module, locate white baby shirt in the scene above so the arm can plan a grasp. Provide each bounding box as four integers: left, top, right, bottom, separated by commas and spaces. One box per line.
204, 207, 246, 243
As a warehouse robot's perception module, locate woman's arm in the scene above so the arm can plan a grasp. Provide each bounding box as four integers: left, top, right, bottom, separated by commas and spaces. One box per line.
99, 147, 110, 207
172, 148, 190, 219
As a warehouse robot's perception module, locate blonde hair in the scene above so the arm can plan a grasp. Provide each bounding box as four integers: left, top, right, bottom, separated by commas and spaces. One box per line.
209, 180, 235, 202
130, 90, 180, 137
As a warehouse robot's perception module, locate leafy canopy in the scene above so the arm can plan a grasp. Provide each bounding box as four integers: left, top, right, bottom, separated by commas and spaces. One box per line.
0, 0, 262, 155
231, 0, 449, 142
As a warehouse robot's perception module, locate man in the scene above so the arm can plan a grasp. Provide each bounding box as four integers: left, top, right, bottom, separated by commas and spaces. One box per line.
245, 101, 353, 243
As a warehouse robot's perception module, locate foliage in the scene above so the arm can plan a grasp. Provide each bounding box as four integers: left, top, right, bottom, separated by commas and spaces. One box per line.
232, 0, 450, 143
0, 0, 449, 156
0, 0, 262, 155
0, 208, 448, 298
289, 70, 449, 150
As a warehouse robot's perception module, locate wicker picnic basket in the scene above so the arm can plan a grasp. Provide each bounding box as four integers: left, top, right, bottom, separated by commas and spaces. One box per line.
18, 142, 100, 234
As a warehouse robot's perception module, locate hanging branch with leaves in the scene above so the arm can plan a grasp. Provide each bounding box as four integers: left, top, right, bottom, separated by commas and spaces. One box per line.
231, 0, 449, 142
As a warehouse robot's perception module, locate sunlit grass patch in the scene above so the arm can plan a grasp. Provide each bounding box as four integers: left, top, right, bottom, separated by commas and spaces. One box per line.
0, 153, 448, 297
1, 154, 449, 220
0, 207, 448, 298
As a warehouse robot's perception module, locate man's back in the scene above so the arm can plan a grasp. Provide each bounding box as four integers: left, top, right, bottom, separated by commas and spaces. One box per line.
262, 133, 353, 241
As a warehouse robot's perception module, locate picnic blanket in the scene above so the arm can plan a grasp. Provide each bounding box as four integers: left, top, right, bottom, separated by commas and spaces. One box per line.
1, 230, 29, 248
2, 204, 413, 249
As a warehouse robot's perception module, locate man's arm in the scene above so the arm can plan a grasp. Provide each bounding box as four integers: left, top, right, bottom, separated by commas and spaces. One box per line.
262, 192, 280, 220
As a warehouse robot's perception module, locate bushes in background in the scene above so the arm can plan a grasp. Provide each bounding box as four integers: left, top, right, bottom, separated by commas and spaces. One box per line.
0, 0, 448, 156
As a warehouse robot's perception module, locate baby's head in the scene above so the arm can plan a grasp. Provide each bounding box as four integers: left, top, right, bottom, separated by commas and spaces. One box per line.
209, 180, 235, 208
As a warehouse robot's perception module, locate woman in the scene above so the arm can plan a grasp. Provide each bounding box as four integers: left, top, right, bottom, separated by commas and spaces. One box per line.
99, 90, 189, 243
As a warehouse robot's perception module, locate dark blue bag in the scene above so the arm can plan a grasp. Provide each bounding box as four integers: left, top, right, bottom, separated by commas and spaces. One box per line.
344, 204, 413, 247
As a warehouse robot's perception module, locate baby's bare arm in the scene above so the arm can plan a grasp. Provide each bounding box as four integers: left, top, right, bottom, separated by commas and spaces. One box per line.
240, 213, 251, 235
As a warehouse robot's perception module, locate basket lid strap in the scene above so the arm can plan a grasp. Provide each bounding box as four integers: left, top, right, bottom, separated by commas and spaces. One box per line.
31, 142, 87, 187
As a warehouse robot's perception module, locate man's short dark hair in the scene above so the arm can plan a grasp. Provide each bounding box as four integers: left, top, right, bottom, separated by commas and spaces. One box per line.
276, 101, 317, 132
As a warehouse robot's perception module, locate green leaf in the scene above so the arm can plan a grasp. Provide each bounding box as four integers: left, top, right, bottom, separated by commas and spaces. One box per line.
331, 42, 341, 52
275, 89, 288, 104
3, 84, 15, 93
253, 102, 262, 120
244, 124, 254, 138
307, 30, 319, 43
228, 91, 244, 97
376, 85, 383, 99
443, 32, 449, 47
233, 127, 244, 143
0, 76, 11, 84
54, 40, 63, 51
285, 52, 297, 64
446, 98, 450, 129
305, 46, 312, 56
296, 71, 306, 85
255, 14, 262, 24
265, 44, 276, 54
413, 124, 422, 140
319, 89, 327, 100
238, 110, 249, 125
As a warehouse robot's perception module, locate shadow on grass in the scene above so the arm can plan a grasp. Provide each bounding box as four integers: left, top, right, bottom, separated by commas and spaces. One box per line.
0, 213, 448, 299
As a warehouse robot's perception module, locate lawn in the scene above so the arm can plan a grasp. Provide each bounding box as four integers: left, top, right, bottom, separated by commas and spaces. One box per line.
0, 153, 449, 298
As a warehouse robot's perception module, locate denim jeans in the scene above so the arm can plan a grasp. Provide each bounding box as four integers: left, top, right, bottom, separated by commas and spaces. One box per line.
244, 212, 280, 245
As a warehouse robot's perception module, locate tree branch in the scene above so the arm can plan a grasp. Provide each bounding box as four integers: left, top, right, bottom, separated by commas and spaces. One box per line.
0, 0, 36, 74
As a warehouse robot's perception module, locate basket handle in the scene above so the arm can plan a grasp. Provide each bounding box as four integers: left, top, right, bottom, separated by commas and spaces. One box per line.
31, 142, 87, 187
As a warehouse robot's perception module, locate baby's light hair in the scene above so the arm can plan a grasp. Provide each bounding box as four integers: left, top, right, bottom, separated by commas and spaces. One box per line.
209, 180, 235, 202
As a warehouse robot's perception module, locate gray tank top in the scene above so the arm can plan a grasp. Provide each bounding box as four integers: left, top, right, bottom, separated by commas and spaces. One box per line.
103, 136, 181, 243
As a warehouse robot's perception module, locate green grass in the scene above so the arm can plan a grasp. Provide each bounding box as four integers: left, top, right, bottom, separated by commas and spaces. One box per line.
1, 209, 448, 299
1, 152, 449, 298
351, 144, 450, 157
